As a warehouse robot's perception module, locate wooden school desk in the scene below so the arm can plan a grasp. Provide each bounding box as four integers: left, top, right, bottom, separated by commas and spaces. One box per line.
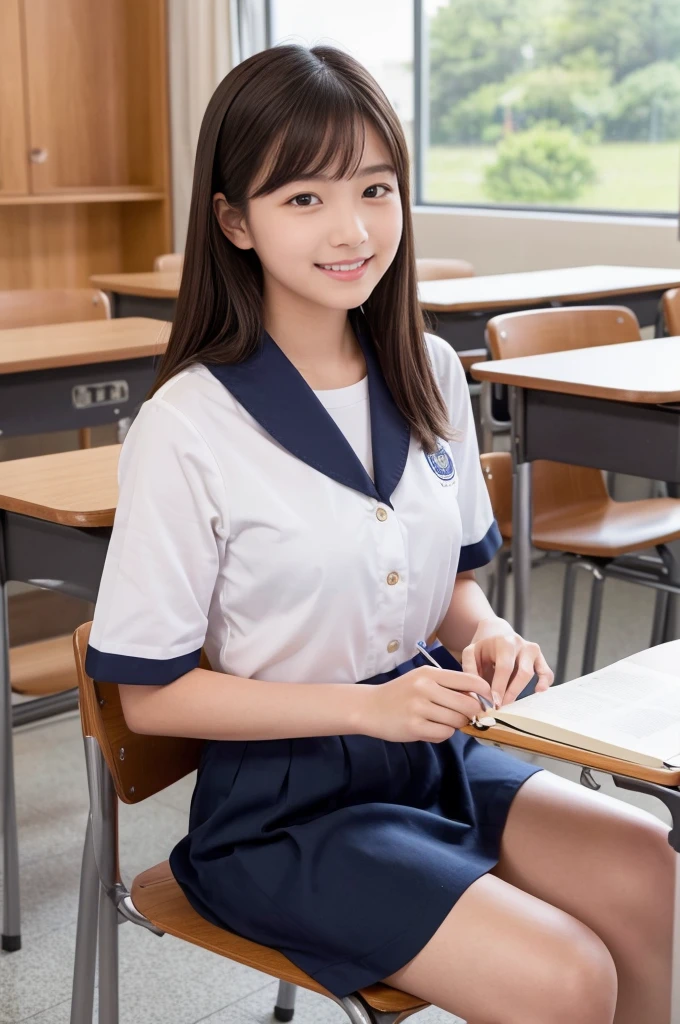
471, 336, 680, 637
90, 270, 180, 320
419, 265, 680, 352
462, 638, 680, 1022
0, 445, 118, 950
0, 317, 169, 439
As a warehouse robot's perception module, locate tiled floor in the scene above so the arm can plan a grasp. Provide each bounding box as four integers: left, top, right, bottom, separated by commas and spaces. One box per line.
3, 555, 673, 1023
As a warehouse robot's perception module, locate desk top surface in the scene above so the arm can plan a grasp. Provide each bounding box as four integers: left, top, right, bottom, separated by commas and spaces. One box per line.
90, 271, 181, 298
462, 641, 680, 787
0, 317, 170, 373
0, 445, 120, 527
418, 264, 680, 312
471, 336, 680, 403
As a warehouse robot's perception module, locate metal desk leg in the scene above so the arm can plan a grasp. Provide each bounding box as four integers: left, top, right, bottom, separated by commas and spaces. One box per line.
0, 576, 20, 950
510, 387, 532, 636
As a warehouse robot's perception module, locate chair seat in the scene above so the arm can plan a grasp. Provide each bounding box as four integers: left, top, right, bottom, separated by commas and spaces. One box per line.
131, 862, 429, 1020
10, 633, 77, 695
500, 497, 680, 558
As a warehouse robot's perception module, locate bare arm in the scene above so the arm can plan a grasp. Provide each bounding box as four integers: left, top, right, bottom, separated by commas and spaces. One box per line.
435, 569, 510, 657
119, 669, 368, 740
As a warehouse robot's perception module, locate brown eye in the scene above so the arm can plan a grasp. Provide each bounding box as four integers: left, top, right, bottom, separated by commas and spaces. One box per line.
288, 194, 320, 207
364, 184, 390, 198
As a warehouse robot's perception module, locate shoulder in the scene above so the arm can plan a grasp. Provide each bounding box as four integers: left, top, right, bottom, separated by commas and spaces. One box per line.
118, 365, 228, 484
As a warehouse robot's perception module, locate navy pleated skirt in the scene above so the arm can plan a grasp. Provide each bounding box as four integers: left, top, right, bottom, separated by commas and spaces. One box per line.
169, 643, 544, 997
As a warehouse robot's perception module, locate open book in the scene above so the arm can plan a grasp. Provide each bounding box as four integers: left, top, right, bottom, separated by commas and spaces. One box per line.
477, 640, 680, 769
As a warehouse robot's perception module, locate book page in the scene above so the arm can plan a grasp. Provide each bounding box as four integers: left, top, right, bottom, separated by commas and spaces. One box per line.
496, 660, 680, 762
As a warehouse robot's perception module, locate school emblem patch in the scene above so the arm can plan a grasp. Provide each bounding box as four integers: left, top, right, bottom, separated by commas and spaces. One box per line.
425, 442, 456, 483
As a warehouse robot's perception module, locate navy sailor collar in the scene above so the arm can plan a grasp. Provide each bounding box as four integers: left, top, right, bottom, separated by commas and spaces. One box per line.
205, 309, 411, 510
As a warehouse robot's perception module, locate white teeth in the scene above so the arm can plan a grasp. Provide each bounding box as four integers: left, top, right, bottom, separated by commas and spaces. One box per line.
319, 259, 366, 272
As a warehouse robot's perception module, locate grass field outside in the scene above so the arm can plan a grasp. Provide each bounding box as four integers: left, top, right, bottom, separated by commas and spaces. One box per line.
425, 141, 680, 213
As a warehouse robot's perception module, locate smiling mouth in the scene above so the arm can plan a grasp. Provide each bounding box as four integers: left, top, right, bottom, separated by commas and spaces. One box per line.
315, 257, 373, 272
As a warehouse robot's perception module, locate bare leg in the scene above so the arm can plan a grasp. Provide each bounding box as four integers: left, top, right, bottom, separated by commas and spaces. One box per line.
490, 769, 673, 1024
382, 869, 617, 1024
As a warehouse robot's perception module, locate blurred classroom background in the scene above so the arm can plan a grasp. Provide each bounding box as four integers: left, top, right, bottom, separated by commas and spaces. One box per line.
3, 2, 680, 1023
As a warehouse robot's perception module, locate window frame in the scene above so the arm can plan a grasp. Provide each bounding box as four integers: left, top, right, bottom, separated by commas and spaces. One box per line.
413, 0, 678, 220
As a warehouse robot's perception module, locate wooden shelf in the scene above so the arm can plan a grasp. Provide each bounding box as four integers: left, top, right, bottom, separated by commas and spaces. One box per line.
0, 189, 166, 206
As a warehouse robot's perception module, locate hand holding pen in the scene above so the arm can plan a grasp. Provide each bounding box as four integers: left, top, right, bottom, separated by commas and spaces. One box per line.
415, 641, 498, 730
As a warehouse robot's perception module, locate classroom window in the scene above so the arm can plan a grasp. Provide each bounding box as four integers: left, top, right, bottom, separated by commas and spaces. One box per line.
419, 0, 680, 215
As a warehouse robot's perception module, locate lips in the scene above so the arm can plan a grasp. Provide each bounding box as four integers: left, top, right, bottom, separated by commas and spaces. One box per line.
314, 256, 374, 281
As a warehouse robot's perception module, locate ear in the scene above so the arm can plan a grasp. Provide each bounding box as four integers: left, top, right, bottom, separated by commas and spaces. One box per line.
212, 193, 254, 250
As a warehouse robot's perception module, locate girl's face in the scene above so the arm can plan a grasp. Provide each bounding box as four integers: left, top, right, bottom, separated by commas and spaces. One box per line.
215, 122, 403, 312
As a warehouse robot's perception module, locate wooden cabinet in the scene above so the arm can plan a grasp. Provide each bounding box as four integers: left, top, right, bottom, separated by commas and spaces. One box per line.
0, 0, 172, 286
0, 0, 29, 195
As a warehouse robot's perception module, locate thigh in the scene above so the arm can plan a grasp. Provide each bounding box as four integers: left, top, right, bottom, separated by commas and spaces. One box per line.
382, 870, 616, 1024
490, 769, 674, 943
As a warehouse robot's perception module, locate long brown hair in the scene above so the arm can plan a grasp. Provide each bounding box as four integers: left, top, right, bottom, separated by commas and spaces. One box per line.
152, 44, 454, 454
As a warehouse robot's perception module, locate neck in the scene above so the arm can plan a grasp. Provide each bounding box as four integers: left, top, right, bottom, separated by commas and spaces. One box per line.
261, 275, 362, 376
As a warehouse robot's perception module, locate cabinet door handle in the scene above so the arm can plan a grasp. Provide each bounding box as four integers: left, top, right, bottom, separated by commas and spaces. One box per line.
29, 148, 48, 164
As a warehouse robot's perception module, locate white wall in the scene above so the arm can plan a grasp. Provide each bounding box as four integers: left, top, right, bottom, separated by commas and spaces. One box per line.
413, 206, 680, 274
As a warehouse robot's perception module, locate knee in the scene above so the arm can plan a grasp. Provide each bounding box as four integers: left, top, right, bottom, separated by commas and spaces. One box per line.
525, 921, 617, 1024
612, 816, 674, 927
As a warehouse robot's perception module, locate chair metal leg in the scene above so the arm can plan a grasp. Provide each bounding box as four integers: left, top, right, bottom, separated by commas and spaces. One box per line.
581, 568, 605, 676
274, 981, 297, 1021
98, 884, 119, 1024
493, 548, 510, 620
83, 738, 120, 1024
70, 816, 99, 1024
554, 559, 577, 685
0, 574, 20, 951
339, 993, 402, 1023
660, 541, 680, 643
651, 588, 670, 647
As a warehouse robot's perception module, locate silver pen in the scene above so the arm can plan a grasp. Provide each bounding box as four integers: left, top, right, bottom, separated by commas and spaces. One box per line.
415, 640, 497, 726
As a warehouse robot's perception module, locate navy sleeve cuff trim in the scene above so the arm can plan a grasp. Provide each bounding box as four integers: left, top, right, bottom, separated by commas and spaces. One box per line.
84, 645, 202, 685
458, 520, 503, 572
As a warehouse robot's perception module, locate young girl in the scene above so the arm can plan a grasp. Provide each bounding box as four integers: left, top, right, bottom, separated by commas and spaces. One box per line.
86, 44, 673, 1024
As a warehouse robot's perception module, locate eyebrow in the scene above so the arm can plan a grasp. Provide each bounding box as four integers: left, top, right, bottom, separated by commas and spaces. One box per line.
292, 163, 397, 183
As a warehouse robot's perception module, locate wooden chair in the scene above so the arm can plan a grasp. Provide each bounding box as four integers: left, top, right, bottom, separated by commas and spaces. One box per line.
0, 287, 110, 331
663, 288, 680, 337
415, 258, 474, 282
70, 622, 430, 1024
153, 252, 184, 272
481, 305, 680, 681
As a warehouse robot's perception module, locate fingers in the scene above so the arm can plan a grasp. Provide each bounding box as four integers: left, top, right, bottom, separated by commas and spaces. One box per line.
502, 645, 555, 705
427, 689, 487, 723
490, 635, 518, 700
461, 643, 479, 679
427, 666, 494, 702
534, 651, 555, 692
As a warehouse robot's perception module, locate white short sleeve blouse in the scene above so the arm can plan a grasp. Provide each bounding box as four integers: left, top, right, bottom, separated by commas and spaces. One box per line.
86, 317, 500, 687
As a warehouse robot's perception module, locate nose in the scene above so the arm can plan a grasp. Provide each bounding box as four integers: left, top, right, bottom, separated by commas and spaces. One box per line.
327, 205, 369, 250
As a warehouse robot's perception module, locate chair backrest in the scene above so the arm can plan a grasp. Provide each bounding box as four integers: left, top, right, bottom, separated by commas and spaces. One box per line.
480, 451, 608, 535
416, 257, 475, 282
486, 305, 641, 361
663, 288, 680, 337
480, 452, 512, 536
153, 252, 184, 273
0, 288, 110, 329
73, 622, 204, 805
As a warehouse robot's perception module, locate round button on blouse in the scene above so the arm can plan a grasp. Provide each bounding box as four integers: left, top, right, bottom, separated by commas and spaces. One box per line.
387, 639, 400, 653
376, 508, 388, 521
386, 572, 400, 586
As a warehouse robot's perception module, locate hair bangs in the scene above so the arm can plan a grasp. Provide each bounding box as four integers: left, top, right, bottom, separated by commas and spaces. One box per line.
249, 85, 369, 199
